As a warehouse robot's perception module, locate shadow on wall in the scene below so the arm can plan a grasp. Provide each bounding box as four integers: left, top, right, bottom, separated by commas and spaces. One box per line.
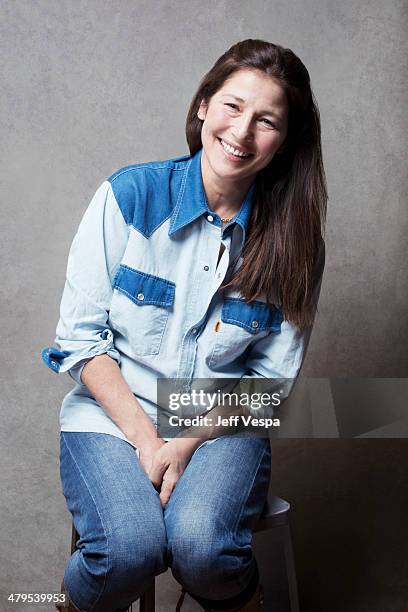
267, 379, 408, 612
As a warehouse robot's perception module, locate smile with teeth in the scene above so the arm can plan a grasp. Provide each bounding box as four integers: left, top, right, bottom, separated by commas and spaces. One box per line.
218, 138, 253, 158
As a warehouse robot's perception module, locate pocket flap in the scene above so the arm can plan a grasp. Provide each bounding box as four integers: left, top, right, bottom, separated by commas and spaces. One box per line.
113, 265, 175, 308
221, 298, 283, 334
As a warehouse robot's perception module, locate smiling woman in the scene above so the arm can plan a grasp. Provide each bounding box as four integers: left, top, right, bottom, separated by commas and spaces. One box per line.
198, 70, 288, 194
43, 39, 327, 612
187, 41, 327, 328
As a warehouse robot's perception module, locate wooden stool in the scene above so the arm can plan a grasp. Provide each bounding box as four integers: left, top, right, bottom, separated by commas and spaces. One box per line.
254, 496, 300, 612
68, 494, 299, 611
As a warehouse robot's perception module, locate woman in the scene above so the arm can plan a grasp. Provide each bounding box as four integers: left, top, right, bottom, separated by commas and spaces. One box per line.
42, 39, 327, 611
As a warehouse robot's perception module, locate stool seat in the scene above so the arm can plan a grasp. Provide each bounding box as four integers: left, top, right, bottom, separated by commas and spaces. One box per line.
255, 495, 290, 531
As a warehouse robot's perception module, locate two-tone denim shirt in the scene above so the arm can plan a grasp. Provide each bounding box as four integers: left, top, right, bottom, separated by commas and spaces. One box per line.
42, 147, 324, 446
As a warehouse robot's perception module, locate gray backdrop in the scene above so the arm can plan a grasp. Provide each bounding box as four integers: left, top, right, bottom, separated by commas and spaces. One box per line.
1, 1, 407, 611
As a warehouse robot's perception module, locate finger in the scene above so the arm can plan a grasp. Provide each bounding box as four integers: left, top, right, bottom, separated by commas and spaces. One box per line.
148, 458, 168, 490
159, 478, 175, 507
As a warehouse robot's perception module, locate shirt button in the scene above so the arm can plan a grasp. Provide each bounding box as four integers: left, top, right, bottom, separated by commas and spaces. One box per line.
251, 320, 259, 329
192, 328, 197, 334
207, 214, 214, 222
204, 265, 209, 271
137, 292, 145, 301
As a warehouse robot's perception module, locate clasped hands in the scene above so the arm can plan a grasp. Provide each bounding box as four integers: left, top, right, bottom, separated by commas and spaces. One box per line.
138, 435, 203, 508
137, 397, 246, 508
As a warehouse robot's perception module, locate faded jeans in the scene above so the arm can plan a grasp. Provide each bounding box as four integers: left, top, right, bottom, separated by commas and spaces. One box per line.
59, 432, 271, 611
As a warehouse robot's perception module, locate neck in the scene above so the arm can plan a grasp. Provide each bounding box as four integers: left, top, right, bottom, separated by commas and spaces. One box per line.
200, 150, 253, 216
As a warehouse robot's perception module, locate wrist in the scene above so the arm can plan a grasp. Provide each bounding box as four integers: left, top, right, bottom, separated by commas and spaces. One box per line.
126, 420, 163, 450
174, 434, 206, 452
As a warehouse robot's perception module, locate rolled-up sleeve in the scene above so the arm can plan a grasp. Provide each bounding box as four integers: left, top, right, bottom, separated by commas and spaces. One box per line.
239, 241, 325, 407
42, 181, 129, 383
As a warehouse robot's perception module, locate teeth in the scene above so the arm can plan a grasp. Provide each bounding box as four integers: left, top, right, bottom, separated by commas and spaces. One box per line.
220, 139, 251, 158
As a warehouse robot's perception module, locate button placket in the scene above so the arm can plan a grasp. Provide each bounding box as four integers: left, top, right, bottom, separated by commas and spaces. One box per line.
177, 224, 218, 380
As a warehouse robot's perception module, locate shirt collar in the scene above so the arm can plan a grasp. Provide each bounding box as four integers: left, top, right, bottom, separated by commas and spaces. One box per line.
168, 148, 255, 239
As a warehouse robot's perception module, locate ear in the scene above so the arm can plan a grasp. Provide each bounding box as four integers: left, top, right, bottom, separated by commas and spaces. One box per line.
197, 99, 208, 121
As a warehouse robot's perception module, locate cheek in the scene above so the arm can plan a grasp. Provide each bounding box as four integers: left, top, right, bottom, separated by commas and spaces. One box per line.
201, 121, 213, 143
206, 110, 228, 133
259, 134, 283, 157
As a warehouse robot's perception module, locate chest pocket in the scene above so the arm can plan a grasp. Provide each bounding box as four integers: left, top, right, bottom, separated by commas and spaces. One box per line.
109, 264, 175, 356
209, 297, 283, 367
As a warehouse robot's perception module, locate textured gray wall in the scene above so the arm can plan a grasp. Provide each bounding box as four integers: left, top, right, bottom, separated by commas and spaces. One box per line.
1, 1, 407, 611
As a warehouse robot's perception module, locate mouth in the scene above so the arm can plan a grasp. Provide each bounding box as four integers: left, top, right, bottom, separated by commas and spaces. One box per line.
217, 138, 254, 160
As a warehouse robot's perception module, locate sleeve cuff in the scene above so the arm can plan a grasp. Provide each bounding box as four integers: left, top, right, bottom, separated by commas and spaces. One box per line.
41, 329, 121, 383
67, 360, 88, 385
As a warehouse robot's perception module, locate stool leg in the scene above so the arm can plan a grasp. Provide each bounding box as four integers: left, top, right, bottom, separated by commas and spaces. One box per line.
71, 525, 80, 554
139, 580, 155, 612
283, 523, 300, 612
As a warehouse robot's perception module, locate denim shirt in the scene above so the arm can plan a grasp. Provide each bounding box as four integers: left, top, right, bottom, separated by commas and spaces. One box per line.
42, 148, 323, 445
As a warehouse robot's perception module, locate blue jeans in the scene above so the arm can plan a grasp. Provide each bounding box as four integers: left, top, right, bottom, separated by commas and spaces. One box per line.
60, 432, 271, 611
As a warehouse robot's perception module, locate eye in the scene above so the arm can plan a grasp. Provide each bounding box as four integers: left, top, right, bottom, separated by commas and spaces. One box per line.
224, 102, 239, 110
260, 118, 277, 129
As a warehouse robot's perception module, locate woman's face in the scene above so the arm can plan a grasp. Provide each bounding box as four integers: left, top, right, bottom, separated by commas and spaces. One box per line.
198, 68, 288, 189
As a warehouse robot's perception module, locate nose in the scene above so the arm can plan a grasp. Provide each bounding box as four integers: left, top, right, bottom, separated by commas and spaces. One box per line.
231, 113, 254, 143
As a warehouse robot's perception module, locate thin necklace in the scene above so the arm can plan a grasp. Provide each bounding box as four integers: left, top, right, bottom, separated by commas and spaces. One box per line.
221, 216, 234, 224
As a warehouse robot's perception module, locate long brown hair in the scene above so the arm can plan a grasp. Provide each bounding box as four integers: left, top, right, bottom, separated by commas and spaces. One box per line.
186, 39, 327, 328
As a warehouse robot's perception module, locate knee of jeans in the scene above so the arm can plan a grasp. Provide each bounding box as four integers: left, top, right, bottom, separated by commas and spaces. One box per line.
167, 515, 243, 594
108, 520, 168, 580
77, 521, 167, 580
65, 517, 167, 611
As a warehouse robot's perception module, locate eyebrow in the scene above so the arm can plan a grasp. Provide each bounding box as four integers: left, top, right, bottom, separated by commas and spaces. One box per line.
220, 94, 282, 120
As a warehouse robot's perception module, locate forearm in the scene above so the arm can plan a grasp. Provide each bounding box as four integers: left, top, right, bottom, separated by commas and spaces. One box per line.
80, 354, 160, 448
178, 395, 245, 441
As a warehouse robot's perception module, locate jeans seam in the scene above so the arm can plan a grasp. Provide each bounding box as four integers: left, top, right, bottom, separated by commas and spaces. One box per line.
231, 440, 270, 539
61, 433, 110, 612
